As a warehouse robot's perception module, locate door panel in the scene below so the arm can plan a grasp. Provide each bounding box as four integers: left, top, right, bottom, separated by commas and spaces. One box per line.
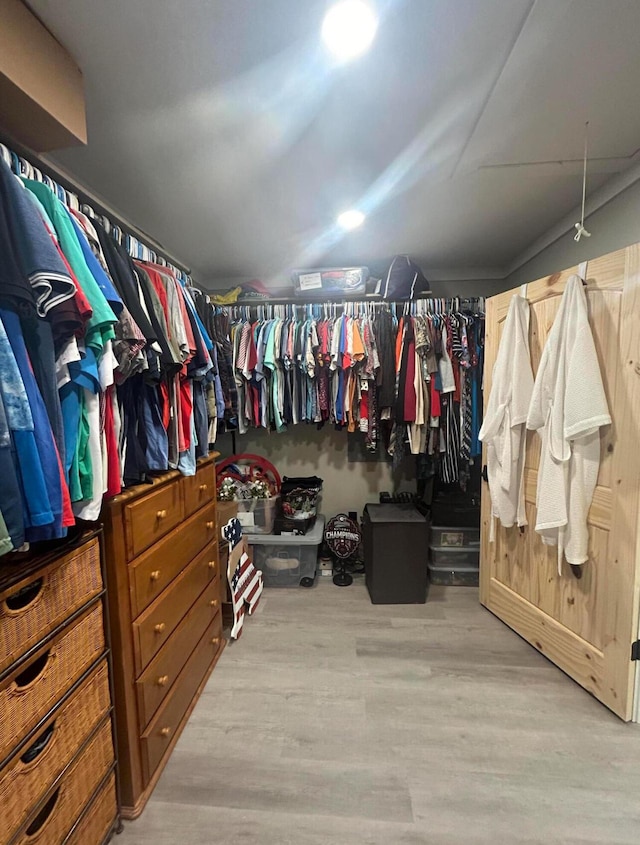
480, 246, 640, 720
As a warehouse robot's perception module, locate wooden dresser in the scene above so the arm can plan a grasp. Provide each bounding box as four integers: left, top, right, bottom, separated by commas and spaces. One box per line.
0, 532, 119, 845
101, 454, 224, 818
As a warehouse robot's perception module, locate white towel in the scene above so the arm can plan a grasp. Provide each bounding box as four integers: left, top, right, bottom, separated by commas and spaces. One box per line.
526, 275, 611, 570
479, 294, 533, 530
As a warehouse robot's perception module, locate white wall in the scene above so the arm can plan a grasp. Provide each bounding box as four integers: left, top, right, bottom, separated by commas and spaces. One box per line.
428, 278, 509, 298
506, 179, 640, 288
204, 277, 254, 292
215, 426, 414, 519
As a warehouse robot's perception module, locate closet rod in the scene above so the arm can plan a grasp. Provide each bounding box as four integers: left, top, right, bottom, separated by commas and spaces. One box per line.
229, 295, 484, 310
231, 293, 438, 307
0, 132, 192, 276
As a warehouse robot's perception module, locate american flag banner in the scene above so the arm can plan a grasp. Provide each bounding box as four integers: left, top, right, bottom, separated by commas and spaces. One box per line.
222, 517, 263, 640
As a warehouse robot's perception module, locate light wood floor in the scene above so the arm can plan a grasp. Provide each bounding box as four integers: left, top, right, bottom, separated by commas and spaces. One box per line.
118, 579, 640, 844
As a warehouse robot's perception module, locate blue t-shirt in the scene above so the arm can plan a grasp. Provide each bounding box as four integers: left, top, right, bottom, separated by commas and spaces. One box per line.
66, 210, 124, 315
0, 308, 63, 540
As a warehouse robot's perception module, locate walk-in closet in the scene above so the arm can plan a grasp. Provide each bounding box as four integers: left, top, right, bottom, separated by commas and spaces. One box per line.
2, 1, 640, 843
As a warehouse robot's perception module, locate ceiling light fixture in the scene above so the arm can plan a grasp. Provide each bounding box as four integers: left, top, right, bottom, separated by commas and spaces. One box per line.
337, 209, 365, 230
321, 1, 378, 62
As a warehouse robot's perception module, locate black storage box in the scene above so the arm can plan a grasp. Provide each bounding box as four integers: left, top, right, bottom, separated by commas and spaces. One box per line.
363, 504, 429, 604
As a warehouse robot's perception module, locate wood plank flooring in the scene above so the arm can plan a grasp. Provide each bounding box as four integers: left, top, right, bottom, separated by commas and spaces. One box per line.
117, 580, 640, 844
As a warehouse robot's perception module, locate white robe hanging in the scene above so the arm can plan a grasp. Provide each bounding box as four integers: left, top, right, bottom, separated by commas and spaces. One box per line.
479, 294, 533, 530
526, 275, 611, 569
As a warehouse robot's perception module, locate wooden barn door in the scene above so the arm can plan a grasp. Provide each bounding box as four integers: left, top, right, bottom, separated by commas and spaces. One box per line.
480, 245, 640, 720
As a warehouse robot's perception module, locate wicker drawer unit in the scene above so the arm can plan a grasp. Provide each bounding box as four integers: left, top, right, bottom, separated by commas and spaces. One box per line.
13, 719, 114, 845
102, 455, 225, 819
0, 533, 120, 845
0, 601, 105, 765
0, 660, 111, 844
0, 538, 102, 675
66, 772, 117, 845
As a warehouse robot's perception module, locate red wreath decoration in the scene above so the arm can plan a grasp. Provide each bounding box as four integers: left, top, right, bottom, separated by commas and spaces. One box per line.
216, 454, 281, 497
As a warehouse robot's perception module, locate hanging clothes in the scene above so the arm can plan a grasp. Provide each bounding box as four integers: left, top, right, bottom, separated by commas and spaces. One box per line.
526, 275, 611, 571
0, 154, 218, 558
220, 299, 484, 488
479, 294, 533, 531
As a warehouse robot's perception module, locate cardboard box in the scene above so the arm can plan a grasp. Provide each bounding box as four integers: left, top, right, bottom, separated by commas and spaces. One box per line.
216, 500, 239, 532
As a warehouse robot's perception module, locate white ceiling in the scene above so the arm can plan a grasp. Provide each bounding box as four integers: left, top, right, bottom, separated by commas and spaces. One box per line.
27, 0, 640, 281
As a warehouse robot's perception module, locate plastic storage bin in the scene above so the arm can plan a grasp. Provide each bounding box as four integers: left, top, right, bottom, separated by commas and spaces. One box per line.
428, 542, 479, 587
235, 496, 279, 534
430, 544, 479, 567
428, 564, 479, 586
248, 517, 325, 587
291, 267, 368, 299
431, 525, 480, 548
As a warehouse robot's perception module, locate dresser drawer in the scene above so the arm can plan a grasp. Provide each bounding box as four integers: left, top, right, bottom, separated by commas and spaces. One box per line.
141, 618, 223, 783
0, 538, 102, 675
124, 482, 184, 559
136, 581, 220, 731
0, 660, 110, 845
66, 771, 116, 845
182, 462, 216, 519
218, 543, 231, 603
132, 548, 218, 675
0, 604, 105, 763
13, 719, 113, 845
130, 502, 217, 617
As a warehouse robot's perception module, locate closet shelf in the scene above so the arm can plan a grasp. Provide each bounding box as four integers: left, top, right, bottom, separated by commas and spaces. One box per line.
231, 292, 434, 307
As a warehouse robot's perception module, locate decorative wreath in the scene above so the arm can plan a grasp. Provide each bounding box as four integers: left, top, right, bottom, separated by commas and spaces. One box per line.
216, 454, 281, 500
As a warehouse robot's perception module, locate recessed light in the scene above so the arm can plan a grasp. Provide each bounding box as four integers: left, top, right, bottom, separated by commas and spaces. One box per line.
321, 1, 378, 62
337, 209, 365, 230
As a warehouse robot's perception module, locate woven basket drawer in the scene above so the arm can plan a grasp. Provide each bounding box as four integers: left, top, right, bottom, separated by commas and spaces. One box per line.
14, 719, 114, 845
0, 603, 105, 762
66, 771, 116, 845
0, 538, 102, 675
0, 660, 110, 845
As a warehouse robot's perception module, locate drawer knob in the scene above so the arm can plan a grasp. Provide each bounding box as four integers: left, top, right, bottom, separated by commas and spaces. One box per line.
209, 599, 218, 608
157, 675, 169, 687
206, 521, 214, 530
154, 623, 166, 634
208, 560, 216, 570
199, 483, 208, 492
157, 509, 167, 520
211, 637, 220, 647
160, 727, 172, 738
150, 570, 161, 581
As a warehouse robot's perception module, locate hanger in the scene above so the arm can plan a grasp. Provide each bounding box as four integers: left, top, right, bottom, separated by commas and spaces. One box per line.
0, 143, 11, 168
